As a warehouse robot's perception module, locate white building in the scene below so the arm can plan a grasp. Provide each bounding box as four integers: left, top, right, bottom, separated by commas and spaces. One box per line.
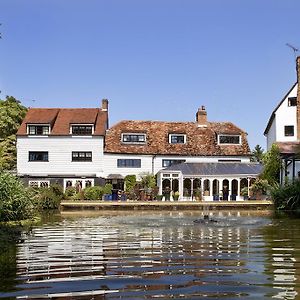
264, 56, 300, 183
17, 99, 109, 190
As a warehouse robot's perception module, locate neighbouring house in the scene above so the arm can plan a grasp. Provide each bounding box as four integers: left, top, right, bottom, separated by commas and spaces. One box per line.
16, 99, 109, 190
264, 56, 300, 184
104, 106, 262, 201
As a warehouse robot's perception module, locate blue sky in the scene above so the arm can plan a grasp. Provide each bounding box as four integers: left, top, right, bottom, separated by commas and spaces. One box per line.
0, 0, 299, 149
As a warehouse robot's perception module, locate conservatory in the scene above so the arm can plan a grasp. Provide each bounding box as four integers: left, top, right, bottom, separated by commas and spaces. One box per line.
157, 162, 263, 201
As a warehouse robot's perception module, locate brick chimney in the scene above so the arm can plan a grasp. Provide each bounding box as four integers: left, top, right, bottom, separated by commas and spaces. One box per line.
196, 106, 208, 126
101, 98, 109, 111
297, 57, 300, 140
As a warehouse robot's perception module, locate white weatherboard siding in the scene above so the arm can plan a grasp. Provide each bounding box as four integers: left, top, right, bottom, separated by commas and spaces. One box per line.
17, 136, 104, 176
266, 119, 276, 150
103, 154, 251, 178
274, 84, 298, 143
103, 154, 153, 180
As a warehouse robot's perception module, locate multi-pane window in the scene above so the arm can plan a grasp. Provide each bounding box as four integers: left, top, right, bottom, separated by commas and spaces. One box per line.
218, 135, 241, 145
117, 159, 141, 168
288, 97, 297, 107
169, 134, 186, 144
72, 151, 92, 161
71, 125, 93, 135
29, 151, 48, 161
162, 159, 186, 167
28, 125, 50, 135
122, 134, 146, 143
284, 125, 294, 137
29, 181, 50, 188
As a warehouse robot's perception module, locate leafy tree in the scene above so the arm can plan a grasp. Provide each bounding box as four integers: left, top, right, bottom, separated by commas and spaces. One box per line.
251, 144, 264, 163
261, 144, 281, 186
0, 96, 27, 170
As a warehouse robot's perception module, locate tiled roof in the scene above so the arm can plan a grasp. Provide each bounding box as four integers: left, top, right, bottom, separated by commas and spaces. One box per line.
161, 162, 263, 176
17, 108, 108, 136
104, 120, 251, 156
276, 142, 300, 155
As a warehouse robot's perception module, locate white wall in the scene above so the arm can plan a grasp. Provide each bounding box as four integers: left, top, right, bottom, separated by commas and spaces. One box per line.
274, 84, 298, 143
266, 119, 277, 150
103, 153, 251, 179
17, 136, 104, 176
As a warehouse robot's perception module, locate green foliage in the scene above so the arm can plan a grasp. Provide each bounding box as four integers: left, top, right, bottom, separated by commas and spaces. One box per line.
240, 187, 249, 197
0, 96, 27, 171
251, 144, 265, 163
102, 183, 113, 195
124, 175, 136, 192
140, 173, 156, 189
31, 184, 64, 210
261, 144, 281, 186
250, 178, 271, 195
83, 186, 103, 200
0, 172, 34, 222
64, 187, 77, 198
271, 180, 300, 210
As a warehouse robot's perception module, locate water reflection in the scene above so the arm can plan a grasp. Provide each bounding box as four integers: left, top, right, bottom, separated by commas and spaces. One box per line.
0, 210, 299, 299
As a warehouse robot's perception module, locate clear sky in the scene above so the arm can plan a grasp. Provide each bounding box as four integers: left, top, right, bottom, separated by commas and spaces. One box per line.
0, 0, 299, 149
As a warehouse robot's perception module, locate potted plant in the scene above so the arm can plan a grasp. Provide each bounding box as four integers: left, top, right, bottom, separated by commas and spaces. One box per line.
173, 191, 180, 201
241, 187, 249, 200
194, 188, 202, 201
250, 179, 270, 200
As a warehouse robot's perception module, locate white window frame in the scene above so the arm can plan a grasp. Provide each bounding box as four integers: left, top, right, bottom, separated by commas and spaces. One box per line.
121, 133, 147, 144
63, 178, 94, 191
29, 180, 50, 188
217, 134, 241, 145
70, 124, 94, 135
169, 134, 187, 144
27, 124, 51, 135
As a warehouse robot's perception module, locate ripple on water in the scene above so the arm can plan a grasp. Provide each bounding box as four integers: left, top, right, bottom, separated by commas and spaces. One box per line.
0, 211, 300, 299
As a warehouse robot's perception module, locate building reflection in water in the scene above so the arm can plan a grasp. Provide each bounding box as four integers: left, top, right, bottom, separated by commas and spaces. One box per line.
12, 210, 299, 299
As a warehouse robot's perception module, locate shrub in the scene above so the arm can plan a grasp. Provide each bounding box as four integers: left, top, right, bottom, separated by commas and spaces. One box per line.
272, 180, 300, 210
0, 172, 34, 222
64, 187, 77, 199
35, 188, 61, 210
84, 186, 103, 200
124, 175, 136, 192
103, 183, 113, 195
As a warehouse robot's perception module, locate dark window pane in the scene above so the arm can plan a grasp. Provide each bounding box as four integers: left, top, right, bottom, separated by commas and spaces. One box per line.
72, 152, 92, 161
284, 126, 294, 136
28, 125, 49, 135
72, 126, 93, 135
29, 151, 48, 161
117, 159, 141, 168
288, 97, 297, 107
170, 135, 185, 144
219, 135, 240, 144
122, 134, 146, 143
162, 159, 185, 167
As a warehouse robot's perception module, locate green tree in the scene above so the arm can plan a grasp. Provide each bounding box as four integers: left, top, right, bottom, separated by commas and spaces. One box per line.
261, 144, 281, 186
0, 96, 27, 170
251, 144, 264, 163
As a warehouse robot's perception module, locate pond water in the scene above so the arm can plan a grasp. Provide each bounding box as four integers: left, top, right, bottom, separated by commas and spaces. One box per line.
1, 210, 300, 299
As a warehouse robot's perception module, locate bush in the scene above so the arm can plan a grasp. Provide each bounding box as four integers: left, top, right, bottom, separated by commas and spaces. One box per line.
64, 187, 77, 199
124, 175, 136, 192
35, 188, 61, 210
84, 186, 103, 200
0, 172, 34, 222
272, 180, 300, 210
102, 183, 113, 195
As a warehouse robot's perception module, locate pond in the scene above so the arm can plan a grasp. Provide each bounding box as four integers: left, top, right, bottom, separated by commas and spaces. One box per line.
0, 210, 300, 299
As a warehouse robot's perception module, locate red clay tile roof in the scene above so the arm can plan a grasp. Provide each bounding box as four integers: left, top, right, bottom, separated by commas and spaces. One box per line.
17, 108, 108, 136
104, 120, 250, 156
276, 142, 300, 155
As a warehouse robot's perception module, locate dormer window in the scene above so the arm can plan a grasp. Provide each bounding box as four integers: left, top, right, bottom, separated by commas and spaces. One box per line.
218, 134, 241, 145
28, 125, 50, 135
71, 125, 93, 135
169, 134, 186, 144
122, 133, 146, 144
